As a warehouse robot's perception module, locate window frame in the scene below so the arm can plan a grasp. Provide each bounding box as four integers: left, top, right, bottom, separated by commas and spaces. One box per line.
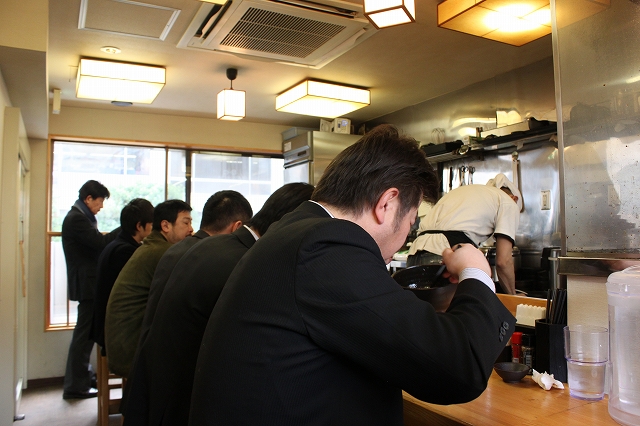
45, 135, 282, 331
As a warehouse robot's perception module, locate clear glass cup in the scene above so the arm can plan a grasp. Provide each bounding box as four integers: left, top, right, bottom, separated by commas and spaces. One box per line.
563, 325, 609, 401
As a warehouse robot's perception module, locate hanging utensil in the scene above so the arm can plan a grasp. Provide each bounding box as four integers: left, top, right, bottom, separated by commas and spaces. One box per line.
459, 166, 468, 185
469, 166, 475, 184
449, 167, 453, 191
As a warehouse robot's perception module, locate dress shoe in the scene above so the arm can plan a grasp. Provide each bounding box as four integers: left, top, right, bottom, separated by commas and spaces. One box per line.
63, 388, 98, 399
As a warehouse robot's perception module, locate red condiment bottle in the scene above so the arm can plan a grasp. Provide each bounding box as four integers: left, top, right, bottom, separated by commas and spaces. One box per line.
511, 331, 523, 363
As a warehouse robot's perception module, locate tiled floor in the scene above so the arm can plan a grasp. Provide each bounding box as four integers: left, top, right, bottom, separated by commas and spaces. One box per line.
16, 384, 122, 426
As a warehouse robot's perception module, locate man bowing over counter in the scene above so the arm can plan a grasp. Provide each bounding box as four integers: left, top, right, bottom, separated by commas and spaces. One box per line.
189, 124, 516, 426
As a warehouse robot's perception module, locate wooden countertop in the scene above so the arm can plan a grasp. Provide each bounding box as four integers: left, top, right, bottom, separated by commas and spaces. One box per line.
403, 371, 618, 426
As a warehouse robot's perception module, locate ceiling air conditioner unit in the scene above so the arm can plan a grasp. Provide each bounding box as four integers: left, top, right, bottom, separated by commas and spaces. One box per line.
177, 0, 377, 68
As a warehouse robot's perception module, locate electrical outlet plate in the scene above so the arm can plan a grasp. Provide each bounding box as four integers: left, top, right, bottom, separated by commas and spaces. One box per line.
541, 190, 551, 210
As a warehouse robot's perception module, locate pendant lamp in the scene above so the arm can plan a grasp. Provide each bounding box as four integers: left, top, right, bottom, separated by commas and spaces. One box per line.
217, 68, 245, 121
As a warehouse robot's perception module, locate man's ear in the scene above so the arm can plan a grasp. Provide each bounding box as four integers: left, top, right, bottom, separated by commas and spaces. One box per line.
160, 219, 171, 233
373, 188, 400, 225
231, 220, 243, 232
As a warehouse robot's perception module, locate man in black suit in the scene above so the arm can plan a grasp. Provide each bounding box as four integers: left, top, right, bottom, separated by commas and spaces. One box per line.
189, 124, 517, 426
122, 182, 314, 426
91, 198, 154, 355
61, 180, 119, 399
138, 190, 254, 342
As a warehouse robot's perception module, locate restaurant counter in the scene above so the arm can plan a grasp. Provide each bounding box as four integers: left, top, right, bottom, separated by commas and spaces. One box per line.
403, 371, 618, 425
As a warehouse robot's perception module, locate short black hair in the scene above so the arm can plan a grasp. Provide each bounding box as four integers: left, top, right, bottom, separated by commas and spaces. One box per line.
120, 198, 154, 236
78, 180, 110, 201
200, 191, 253, 233
312, 124, 438, 220
153, 199, 192, 231
248, 183, 314, 236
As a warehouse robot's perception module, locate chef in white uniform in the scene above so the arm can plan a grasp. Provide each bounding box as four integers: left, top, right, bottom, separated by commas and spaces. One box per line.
408, 173, 521, 294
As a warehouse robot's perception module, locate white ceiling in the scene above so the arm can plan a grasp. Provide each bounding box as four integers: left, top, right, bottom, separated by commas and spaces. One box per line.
46, 0, 553, 131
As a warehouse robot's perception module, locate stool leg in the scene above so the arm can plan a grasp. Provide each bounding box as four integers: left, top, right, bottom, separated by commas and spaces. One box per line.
97, 349, 109, 426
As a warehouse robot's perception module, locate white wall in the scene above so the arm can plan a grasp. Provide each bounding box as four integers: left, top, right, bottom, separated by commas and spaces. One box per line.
26, 107, 290, 381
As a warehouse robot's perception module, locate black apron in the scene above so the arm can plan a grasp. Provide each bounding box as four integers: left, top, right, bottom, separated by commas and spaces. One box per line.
406, 231, 476, 267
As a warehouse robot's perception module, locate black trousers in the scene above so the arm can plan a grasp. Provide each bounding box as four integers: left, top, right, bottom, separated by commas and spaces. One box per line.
63, 298, 96, 392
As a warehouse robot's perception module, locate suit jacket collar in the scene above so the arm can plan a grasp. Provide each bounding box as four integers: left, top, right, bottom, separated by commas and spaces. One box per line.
233, 225, 258, 249
295, 200, 332, 218
193, 229, 210, 240
73, 199, 98, 228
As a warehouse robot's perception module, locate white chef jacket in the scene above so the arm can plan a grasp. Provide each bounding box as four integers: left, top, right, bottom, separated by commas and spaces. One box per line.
409, 185, 520, 256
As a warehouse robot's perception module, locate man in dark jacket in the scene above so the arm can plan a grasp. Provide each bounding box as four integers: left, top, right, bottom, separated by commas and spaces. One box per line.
138, 190, 254, 342
189, 125, 516, 426
91, 198, 154, 355
123, 182, 314, 426
61, 180, 119, 399
105, 200, 193, 378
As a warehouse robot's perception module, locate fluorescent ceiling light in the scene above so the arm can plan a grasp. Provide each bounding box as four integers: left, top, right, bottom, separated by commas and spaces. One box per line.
437, 0, 552, 46
275, 81, 370, 118
76, 58, 166, 104
364, 0, 416, 29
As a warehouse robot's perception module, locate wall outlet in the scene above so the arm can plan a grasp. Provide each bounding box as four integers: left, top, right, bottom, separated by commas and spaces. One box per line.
541, 190, 551, 210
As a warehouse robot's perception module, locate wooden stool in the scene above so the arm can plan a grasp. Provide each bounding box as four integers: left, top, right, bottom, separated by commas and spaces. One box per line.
97, 348, 126, 426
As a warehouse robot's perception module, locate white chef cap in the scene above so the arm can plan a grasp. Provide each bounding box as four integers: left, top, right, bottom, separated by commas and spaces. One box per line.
486, 173, 522, 211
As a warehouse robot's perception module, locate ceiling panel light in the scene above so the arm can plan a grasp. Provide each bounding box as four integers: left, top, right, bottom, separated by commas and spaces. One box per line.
437, 0, 553, 46
76, 58, 165, 104
275, 81, 370, 118
364, 0, 416, 29
217, 68, 245, 121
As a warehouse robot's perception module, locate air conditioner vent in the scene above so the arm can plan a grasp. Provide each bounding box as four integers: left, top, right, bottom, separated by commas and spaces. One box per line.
178, 0, 377, 68
220, 8, 346, 58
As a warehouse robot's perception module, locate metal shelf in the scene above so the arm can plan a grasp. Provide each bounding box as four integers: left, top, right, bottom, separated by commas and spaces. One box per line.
425, 132, 557, 164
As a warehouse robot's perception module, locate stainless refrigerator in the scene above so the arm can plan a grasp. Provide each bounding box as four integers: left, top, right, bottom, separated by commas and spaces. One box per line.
283, 131, 361, 185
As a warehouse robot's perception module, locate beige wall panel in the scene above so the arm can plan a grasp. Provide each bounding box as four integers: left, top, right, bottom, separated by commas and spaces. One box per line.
0, 0, 48, 52
49, 107, 290, 153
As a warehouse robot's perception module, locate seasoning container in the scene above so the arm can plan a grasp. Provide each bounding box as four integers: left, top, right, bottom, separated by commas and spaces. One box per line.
521, 334, 535, 374
511, 332, 523, 363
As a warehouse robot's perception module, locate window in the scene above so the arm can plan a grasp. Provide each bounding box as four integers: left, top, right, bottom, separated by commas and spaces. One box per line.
47, 140, 283, 329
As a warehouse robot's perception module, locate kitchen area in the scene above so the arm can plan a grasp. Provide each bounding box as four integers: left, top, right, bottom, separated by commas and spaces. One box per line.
1, 0, 640, 423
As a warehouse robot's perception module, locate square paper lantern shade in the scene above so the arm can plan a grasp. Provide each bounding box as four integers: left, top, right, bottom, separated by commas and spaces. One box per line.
217, 89, 246, 121
364, 0, 416, 28
275, 81, 370, 119
76, 58, 166, 104
437, 0, 552, 46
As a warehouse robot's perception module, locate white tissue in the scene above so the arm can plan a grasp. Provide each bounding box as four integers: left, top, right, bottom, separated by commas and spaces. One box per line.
531, 369, 564, 390
515, 304, 546, 326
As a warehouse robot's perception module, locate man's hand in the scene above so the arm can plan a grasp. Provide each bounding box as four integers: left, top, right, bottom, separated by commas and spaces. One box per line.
441, 244, 491, 283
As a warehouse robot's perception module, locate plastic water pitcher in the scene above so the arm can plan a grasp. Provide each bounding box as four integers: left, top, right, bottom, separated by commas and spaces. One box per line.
607, 265, 640, 426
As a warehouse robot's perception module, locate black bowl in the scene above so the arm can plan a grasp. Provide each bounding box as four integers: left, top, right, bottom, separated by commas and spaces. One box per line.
493, 362, 530, 383
392, 265, 456, 312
